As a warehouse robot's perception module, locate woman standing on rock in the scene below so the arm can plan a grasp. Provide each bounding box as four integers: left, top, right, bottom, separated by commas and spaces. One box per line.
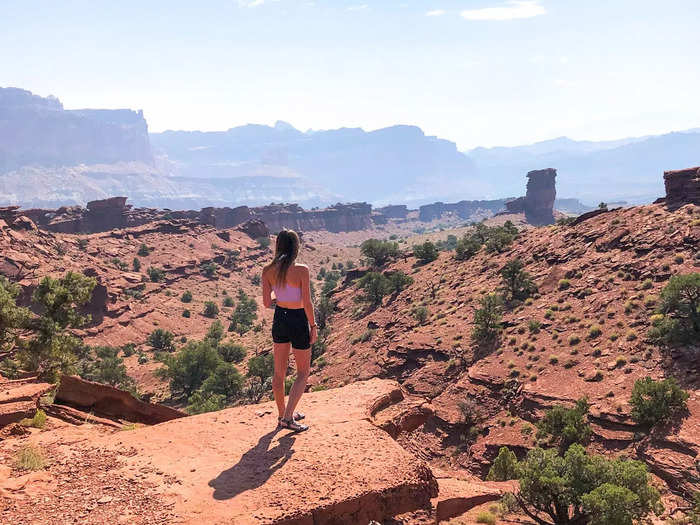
262, 229, 316, 432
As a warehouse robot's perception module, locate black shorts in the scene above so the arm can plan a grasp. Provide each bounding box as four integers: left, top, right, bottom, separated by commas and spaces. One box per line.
272, 306, 311, 349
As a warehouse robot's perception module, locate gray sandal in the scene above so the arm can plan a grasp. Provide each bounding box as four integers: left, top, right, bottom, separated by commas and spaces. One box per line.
279, 418, 309, 432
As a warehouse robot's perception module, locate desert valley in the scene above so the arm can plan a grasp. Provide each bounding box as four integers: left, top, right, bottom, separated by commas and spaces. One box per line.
1, 83, 699, 525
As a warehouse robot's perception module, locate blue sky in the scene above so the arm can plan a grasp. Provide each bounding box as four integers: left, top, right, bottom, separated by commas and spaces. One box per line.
2, 0, 699, 149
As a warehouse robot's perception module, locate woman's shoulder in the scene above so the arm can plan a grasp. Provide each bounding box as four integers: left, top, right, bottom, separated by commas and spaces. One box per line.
292, 263, 309, 275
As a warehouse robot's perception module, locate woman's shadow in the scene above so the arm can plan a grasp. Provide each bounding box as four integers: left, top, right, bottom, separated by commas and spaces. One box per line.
208, 428, 296, 500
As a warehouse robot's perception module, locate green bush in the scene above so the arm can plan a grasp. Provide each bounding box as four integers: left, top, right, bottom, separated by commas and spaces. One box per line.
471, 293, 503, 347
217, 340, 246, 363
558, 279, 571, 290
0, 276, 30, 356
132, 257, 141, 272
485, 228, 515, 253
228, 289, 257, 334
137, 243, 151, 256
80, 346, 134, 390
475, 511, 496, 525
256, 236, 271, 249
201, 262, 218, 278
412, 305, 429, 324
515, 444, 662, 525
157, 340, 220, 398
182, 309, 191, 318
186, 391, 226, 415
222, 296, 234, 307
357, 272, 393, 305
630, 376, 689, 428
181, 290, 193, 303
203, 301, 220, 318
413, 241, 439, 263
360, 239, 400, 267
455, 236, 481, 260
537, 398, 592, 449
486, 446, 519, 481
19, 272, 96, 381
649, 273, 700, 344
501, 259, 537, 302
147, 267, 165, 282
388, 271, 413, 293
147, 329, 175, 352
200, 362, 244, 402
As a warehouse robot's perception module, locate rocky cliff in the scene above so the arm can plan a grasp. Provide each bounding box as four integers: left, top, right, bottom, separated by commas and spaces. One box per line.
0, 87, 152, 172
663, 166, 700, 206
8, 197, 374, 235
505, 168, 557, 225
418, 199, 509, 222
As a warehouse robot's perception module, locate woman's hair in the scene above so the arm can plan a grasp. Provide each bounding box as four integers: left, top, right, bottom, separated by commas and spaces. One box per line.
268, 229, 300, 286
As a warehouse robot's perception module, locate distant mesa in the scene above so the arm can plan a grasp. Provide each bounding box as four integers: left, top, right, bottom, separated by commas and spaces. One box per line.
663, 166, 700, 206
419, 199, 509, 222
505, 168, 557, 225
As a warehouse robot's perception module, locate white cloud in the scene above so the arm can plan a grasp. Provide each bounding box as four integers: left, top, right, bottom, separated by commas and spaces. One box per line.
426, 9, 445, 16
460, 1, 545, 21
347, 4, 368, 11
238, 0, 265, 7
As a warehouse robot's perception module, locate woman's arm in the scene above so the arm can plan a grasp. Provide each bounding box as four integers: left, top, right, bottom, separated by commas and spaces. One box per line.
300, 265, 317, 344
262, 270, 274, 309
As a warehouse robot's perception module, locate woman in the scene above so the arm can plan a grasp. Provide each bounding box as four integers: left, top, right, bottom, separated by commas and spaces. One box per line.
262, 229, 317, 432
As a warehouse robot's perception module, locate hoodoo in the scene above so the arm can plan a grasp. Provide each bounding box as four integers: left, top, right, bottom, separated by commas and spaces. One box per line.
663, 166, 700, 206
505, 168, 557, 225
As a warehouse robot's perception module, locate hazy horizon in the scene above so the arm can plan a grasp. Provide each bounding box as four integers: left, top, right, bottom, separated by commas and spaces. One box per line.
3, 0, 700, 150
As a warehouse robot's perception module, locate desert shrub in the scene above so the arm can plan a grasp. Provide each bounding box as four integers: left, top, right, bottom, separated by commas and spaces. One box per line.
137, 243, 150, 256
147, 267, 165, 282
588, 324, 602, 338
412, 306, 429, 324
14, 443, 47, 471
486, 446, 520, 481
200, 362, 244, 402
0, 276, 30, 356
80, 346, 134, 390
204, 320, 225, 346
157, 340, 220, 398
513, 444, 662, 525
475, 511, 496, 525
147, 329, 175, 352
455, 236, 481, 260
181, 290, 193, 303
18, 272, 96, 382
528, 320, 541, 333
500, 259, 537, 302
24, 409, 47, 429
360, 238, 400, 267
471, 293, 503, 346
132, 257, 141, 272
222, 296, 234, 307
413, 241, 439, 264
568, 335, 580, 345
203, 301, 219, 318
357, 272, 393, 305
182, 309, 191, 318
217, 340, 246, 363
387, 271, 413, 293
641, 279, 653, 290
558, 279, 571, 290
246, 353, 274, 402
251, 274, 261, 286
537, 398, 592, 449
256, 236, 271, 249
228, 289, 257, 334
201, 262, 218, 278
649, 273, 700, 344
186, 391, 226, 415
630, 376, 689, 428
485, 228, 514, 253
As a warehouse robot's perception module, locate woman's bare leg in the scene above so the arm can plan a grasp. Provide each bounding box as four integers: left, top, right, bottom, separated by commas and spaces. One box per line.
283, 348, 311, 421
272, 342, 291, 419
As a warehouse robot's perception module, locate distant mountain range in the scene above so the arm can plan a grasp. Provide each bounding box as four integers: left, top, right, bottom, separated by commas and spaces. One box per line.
1, 87, 698, 209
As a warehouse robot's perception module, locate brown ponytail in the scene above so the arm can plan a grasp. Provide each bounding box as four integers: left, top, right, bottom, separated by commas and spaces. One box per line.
268, 229, 300, 286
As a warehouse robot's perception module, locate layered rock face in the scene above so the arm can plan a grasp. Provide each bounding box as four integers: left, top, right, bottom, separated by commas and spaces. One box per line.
418, 199, 508, 222
664, 166, 700, 206
0, 87, 153, 172
253, 202, 373, 233
376, 204, 409, 219
505, 168, 557, 225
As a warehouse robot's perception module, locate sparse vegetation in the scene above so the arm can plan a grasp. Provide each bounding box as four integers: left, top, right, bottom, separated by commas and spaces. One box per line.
181, 290, 193, 303
14, 443, 47, 471
412, 305, 429, 324
360, 238, 400, 267
500, 258, 537, 303
147, 266, 165, 282
537, 398, 591, 449
413, 240, 439, 263
629, 376, 689, 428
558, 279, 571, 290
648, 273, 700, 344
137, 243, 151, 256
203, 301, 220, 318
228, 289, 257, 334
487, 446, 519, 481
471, 293, 503, 347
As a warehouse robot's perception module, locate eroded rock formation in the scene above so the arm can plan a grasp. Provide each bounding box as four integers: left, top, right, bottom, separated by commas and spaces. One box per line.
505, 168, 557, 225
418, 199, 509, 222
664, 166, 700, 206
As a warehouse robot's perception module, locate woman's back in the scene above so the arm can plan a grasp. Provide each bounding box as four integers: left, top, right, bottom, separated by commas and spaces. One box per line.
265, 263, 306, 308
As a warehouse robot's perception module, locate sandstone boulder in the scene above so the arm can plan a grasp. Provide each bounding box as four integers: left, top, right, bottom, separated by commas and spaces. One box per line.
664, 166, 700, 206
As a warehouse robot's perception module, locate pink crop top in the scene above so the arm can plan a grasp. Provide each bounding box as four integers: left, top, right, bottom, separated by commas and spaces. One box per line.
273, 283, 302, 302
